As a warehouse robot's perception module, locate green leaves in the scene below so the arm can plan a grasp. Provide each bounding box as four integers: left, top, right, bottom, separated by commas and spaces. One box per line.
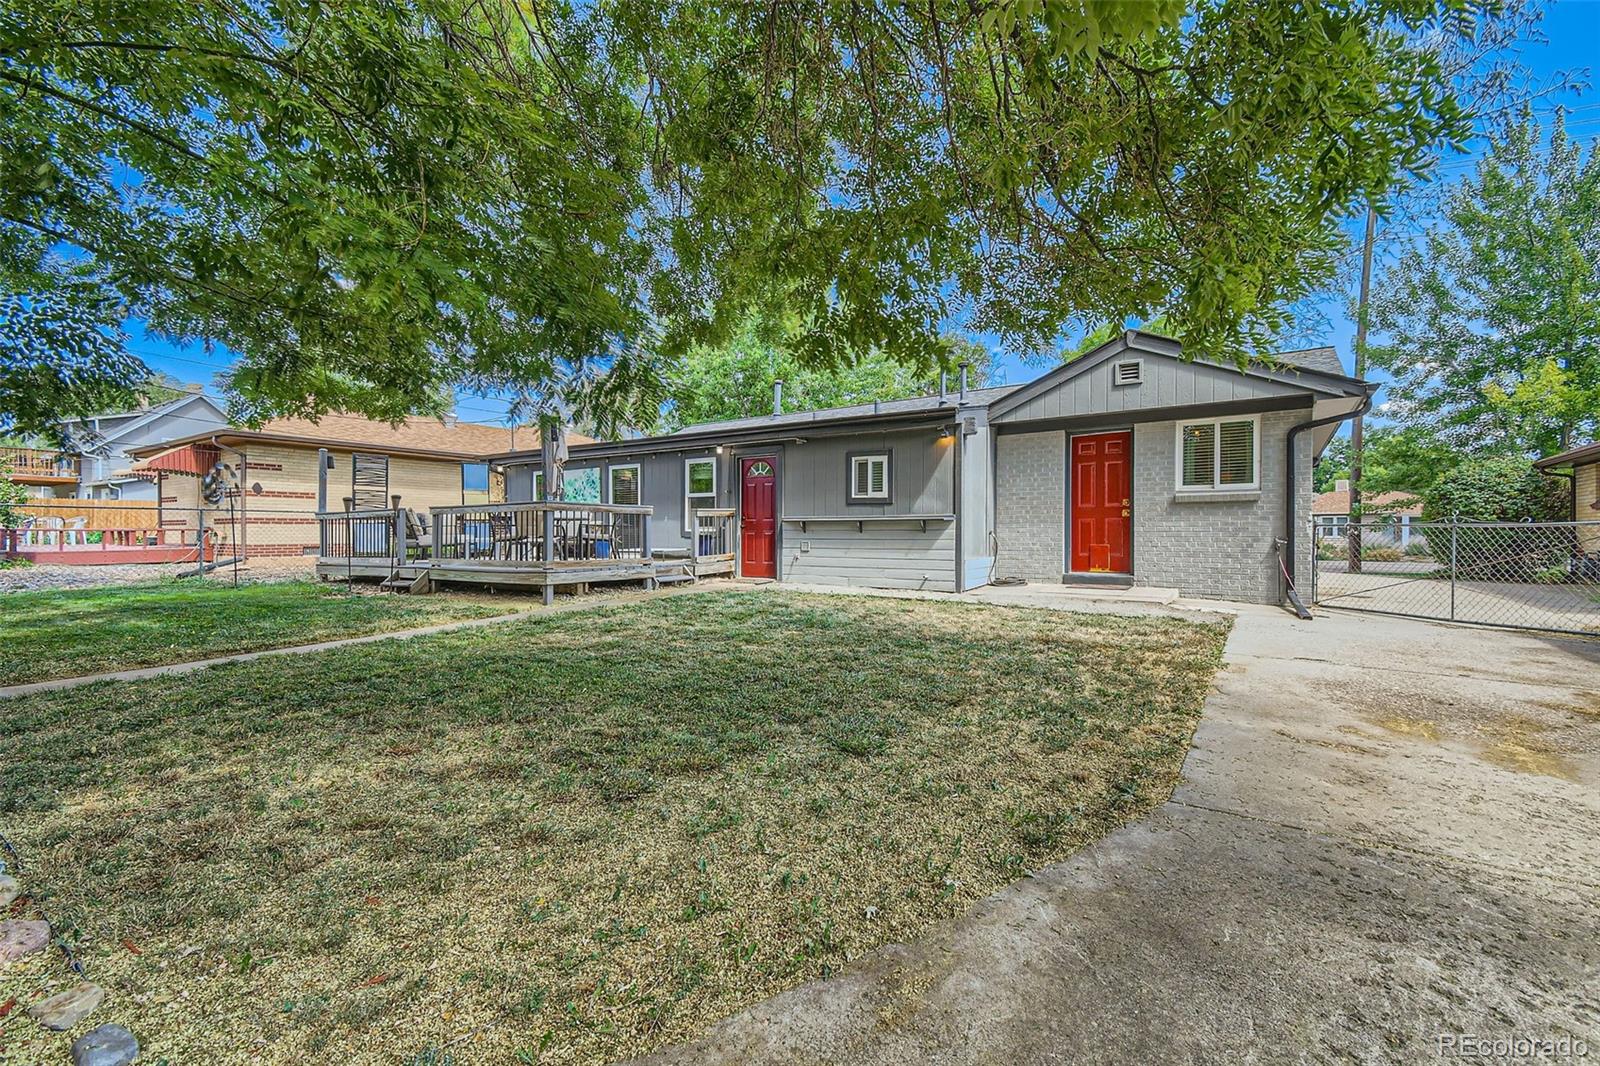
1, 0, 1475, 428
1370, 106, 1600, 456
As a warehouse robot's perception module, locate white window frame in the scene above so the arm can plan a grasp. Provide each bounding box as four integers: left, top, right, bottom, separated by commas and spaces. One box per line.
461, 461, 492, 505
848, 453, 891, 502
1174, 415, 1260, 493
684, 457, 717, 532
531, 470, 543, 501
607, 462, 642, 506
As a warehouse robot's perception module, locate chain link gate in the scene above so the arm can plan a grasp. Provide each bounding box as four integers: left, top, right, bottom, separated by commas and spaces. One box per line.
1310, 517, 1600, 636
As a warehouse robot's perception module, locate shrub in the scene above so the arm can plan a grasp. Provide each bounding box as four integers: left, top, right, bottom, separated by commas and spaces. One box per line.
1402, 539, 1431, 557
0, 457, 29, 528
1424, 457, 1572, 581
1362, 547, 1402, 562
1424, 456, 1568, 522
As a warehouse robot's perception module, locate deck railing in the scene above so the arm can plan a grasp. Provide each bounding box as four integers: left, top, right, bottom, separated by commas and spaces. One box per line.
317, 508, 401, 560
3, 525, 212, 562
693, 508, 735, 560
427, 502, 653, 565
1, 446, 78, 480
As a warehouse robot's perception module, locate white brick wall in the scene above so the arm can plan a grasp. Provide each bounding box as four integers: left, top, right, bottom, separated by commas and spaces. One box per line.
1131, 408, 1313, 603
989, 407, 1315, 604
994, 431, 1065, 582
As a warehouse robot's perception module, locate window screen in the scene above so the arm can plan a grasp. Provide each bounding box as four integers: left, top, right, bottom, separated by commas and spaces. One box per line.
1218, 420, 1256, 486
1178, 418, 1258, 491
1180, 424, 1215, 489
610, 464, 641, 506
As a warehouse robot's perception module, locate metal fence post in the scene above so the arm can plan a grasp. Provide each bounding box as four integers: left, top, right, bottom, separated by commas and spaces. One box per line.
1449, 515, 1458, 622
1308, 516, 1316, 605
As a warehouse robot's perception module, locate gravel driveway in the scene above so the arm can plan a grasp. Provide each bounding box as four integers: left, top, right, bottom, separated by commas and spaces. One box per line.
635, 599, 1600, 1064
0, 555, 316, 592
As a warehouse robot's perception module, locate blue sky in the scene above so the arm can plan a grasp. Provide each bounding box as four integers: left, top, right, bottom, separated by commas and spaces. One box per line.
126, 0, 1600, 428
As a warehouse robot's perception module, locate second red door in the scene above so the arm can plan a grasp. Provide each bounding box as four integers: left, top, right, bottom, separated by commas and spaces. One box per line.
740, 456, 778, 578
1069, 432, 1131, 574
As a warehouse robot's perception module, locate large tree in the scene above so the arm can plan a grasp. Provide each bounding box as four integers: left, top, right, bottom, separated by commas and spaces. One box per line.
2, 0, 1474, 434
1369, 108, 1600, 456
664, 324, 990, 431
1313, 425, 1463, 495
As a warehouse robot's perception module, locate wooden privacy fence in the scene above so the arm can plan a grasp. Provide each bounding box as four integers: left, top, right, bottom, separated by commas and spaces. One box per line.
15, 499, 159, 532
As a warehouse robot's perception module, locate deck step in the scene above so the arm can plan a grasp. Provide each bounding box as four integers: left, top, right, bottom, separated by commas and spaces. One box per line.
378, 571, 431, 594
655, 572, 697, 585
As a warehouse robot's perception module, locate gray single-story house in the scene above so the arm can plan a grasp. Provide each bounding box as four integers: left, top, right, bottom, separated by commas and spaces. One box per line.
488, 331, 1373, 604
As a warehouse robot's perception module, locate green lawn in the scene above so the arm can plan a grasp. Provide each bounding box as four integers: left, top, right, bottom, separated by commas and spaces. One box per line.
0, 580, 511, 686
0, 591, 1228, 1064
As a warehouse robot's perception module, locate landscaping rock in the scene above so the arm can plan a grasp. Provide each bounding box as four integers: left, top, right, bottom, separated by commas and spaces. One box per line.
72, 1024, 140, 1066
0, 874, 18, 908
0, 919, 49, 963
27, 981, 105, 1030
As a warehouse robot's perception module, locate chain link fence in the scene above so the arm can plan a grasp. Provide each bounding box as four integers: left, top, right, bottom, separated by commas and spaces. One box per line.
2, 499, 324, 587
1311, 517, 1600, 636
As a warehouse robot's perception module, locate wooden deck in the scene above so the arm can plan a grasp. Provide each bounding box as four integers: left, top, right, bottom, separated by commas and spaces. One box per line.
3, 526, 211, 566
315, 554, 732, 586
314, 502, 735, 600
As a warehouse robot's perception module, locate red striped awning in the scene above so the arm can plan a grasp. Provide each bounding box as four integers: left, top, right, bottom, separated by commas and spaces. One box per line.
130, 443, 220, 478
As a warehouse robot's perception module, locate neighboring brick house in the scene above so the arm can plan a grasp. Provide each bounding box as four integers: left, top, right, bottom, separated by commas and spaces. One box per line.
1311, 481, 1425, 544
125, 414, 590, 558
1535, 441, 1600, 554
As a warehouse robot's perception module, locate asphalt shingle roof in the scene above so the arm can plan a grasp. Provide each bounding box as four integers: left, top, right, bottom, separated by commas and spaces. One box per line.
665, 384, 1022, 437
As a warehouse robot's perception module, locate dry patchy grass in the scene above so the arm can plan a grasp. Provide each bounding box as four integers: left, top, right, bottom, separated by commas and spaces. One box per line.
0, 579, 510, 685
0, 591, 1228, 1064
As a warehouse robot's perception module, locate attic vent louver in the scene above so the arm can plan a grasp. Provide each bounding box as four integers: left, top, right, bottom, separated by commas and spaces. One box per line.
1112, 360, 1143, 387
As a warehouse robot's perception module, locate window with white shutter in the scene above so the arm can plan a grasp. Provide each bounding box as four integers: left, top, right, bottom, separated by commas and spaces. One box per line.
848, 453, 890, 502
1176, 417, 1258, 492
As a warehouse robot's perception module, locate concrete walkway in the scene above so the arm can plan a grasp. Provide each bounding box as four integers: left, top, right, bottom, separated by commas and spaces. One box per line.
637, 598, 1600, 1064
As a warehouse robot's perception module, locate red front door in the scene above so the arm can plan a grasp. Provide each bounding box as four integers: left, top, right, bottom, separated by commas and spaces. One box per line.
1070, 432, 1132, 574
740, 456, 778, 578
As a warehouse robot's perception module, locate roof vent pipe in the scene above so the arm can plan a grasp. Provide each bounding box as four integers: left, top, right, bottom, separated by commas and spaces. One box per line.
873, 400, 881, 414
958, 362, 969, 403
939, 371, 948, 404
773, 378, 783, 417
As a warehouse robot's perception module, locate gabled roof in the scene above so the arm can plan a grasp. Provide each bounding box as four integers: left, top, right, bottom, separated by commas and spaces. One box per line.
128, 413, 591, 462
986, 330, 1369, 421
62, 391, 228, 452
1311, 489, 1424, 516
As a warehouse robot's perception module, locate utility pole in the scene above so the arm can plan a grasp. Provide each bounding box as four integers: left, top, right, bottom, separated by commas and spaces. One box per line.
1348, 207, 1376, 575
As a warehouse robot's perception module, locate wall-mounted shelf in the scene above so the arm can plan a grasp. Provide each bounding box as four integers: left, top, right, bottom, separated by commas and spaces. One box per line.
782, 514, 956, 533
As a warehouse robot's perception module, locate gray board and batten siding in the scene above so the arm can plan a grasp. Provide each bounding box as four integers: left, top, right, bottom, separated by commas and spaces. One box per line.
780, 425, 959, 592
